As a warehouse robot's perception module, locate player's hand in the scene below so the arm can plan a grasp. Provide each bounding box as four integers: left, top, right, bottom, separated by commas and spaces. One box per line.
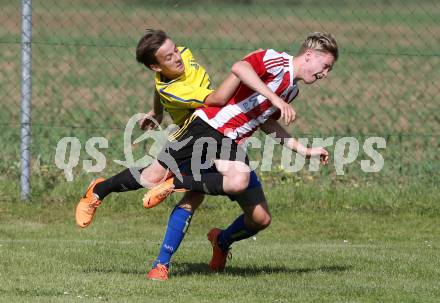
272, 96, 296, 126
306, 147, 329, 165
139, 110, 163, 130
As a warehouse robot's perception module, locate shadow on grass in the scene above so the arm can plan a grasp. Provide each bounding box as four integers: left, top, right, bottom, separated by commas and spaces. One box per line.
83, 267, 146, 275
172, 262, 351, 277
83, 263, 351, 277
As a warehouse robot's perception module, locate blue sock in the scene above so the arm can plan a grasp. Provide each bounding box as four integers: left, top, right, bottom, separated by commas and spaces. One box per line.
152, 206, 192, 268
217, 214, 258, 252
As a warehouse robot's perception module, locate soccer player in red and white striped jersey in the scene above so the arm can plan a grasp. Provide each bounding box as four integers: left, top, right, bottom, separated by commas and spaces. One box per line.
143, 32, 339, 272
195, 48, 300, 143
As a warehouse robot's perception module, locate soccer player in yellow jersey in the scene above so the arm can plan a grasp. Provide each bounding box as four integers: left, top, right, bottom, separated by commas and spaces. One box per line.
149, 45, 220, 127
138, 41, 238, 125
76, 29, 262, 280
151, 47, 212, 126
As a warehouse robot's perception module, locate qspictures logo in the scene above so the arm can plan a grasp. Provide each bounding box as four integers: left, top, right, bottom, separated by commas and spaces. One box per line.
54, 113, 386, 181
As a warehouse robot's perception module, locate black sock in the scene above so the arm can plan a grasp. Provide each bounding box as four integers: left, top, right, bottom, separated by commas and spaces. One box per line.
173, 173, 225, 195
93, 168, 144, 200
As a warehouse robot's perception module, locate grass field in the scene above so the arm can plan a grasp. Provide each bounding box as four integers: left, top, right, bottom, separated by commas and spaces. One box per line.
1, 181, 440, 302
0, 0, 439, 301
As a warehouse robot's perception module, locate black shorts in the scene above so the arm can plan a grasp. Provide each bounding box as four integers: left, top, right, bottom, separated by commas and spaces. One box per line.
230, 185, 266, 207
178, 158, 266, 207
157, 115, 249, 176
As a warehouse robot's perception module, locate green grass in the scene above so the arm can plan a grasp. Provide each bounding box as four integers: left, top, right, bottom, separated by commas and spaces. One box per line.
1, 179, 439, 302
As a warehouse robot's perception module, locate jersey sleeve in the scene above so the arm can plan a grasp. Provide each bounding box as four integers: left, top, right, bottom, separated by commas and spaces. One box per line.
243, 49, 285, 78
158, 82, 213, 109
243, 50, 267, 77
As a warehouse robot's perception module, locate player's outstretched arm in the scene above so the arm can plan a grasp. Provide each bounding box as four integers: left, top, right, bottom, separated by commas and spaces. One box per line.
205, 73, 241, 107
204, 49, 264, 107
231, 60, 295, 126
261, 119, 329, 165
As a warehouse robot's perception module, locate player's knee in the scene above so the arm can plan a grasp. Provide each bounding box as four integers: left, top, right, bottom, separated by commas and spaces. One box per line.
248, 212, 271, 231
255, 213, 271, 230
228, 172, 250, 194
178, 192, 204, 212
177, 202, 197, 212
139, 164, 168, 188
140, 173, 162, 188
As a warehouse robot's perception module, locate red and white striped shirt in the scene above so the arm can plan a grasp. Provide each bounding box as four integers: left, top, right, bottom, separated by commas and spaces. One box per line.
195, 49, 299, 143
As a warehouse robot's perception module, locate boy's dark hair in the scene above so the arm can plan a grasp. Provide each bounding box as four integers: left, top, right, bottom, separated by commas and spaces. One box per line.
136, 29, 169, 68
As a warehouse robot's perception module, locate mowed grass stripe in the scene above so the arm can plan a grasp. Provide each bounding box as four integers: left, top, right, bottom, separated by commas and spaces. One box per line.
1, 192, 440, 302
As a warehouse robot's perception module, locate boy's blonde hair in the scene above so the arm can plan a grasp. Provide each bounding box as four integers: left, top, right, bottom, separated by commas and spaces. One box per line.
297, 32, 339, 61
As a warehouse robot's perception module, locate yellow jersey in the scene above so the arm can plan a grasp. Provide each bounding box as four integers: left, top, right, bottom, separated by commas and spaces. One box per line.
154, 46, 213, 126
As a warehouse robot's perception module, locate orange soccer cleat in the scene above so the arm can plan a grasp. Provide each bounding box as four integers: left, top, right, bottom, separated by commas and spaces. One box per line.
207, 228, 231, 272
75, 178, 105, 228
143, 177, 187, 209
147, 264, 169, 281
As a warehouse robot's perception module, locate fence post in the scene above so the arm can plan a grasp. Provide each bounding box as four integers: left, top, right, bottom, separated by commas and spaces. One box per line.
20, 0, 32, 200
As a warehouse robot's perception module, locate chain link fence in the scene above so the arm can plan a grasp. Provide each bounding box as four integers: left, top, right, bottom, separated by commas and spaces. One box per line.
1, 0, 439, 198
